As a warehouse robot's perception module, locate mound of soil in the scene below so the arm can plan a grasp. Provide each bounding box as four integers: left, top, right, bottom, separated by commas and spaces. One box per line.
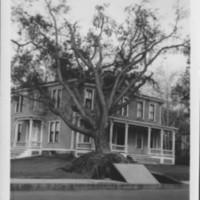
63, 151, 135, 179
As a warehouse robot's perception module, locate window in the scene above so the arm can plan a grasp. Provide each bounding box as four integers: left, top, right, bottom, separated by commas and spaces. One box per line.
117, 97, 129, 116
33, 93, 41, 111
78, 119, 91, 143
15, 96, 23, 113
150, 131, 160, 149
136, 136, 142, 149
78, 134, 90, 143
149, 104, 155, 121
137, 102, 144, 119
17, 124, 22, 141
163, 130, 172, 150
52, 89, 62, 109
49, 121, 60, 143
84, 89, 94, 109
112, 125, 125, 145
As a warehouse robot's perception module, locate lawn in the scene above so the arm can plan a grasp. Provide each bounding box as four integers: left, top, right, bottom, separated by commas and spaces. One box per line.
145, 164, 189, 181
11, 155, 88, 179
11, 155, 189, 181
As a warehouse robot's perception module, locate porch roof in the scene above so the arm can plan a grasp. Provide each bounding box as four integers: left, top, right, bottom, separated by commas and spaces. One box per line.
110, 116, 178, 131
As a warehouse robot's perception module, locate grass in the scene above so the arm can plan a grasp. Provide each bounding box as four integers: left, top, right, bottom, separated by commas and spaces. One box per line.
11, 155, 88, 179
11, 155, 189, 181
145, 164, 189, 181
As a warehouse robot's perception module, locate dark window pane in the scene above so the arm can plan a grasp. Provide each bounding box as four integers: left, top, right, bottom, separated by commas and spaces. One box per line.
17, 124, 22, 141
55, 131, 59, 142
137, 102, 143, 118
83, 135, 90, 143
57, 89, 62, 108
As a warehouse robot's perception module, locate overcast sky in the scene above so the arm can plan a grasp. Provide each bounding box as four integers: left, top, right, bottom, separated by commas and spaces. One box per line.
67, 0, 189, 33
12, 0, 190, 75
66, 0, 189, 74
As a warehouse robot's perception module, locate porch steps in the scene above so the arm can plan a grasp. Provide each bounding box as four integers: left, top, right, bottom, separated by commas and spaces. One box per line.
11, 148, 29, 159
129, 154, 158, 165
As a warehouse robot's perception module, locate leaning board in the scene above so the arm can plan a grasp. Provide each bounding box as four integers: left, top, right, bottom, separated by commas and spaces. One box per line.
113, 164, 159, 184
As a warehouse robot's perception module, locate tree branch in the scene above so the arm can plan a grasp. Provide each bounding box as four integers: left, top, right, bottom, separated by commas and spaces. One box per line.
45, 0, 96, 130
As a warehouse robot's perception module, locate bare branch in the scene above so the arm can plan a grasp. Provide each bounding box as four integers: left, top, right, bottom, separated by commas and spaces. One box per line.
45, 0, 96, 130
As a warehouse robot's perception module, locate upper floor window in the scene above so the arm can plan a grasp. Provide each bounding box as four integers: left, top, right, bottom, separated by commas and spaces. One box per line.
49, 121, 60, 143
117, 97, 129, 116
149, 104, 155, 121
84, 88, 94, 109
137, 101, 144, 119
15, 96, 24, 113
33, 93, 41, 111
52, 88, 62, 109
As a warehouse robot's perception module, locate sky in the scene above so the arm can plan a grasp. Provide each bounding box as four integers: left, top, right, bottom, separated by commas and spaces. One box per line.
67, 0, 189, 34
66, 0, 190, 75
12, 0, 190, 76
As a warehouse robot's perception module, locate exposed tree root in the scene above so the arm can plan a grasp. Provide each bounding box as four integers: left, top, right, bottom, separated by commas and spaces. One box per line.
63, 151, 135, 179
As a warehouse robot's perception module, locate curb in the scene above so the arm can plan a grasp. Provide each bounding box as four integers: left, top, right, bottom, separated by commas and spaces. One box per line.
11, 183, 189, 191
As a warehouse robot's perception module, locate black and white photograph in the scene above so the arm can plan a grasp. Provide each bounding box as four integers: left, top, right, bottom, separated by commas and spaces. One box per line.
1, 0, 200, 199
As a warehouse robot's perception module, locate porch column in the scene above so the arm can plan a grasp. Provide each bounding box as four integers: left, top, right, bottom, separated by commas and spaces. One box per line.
147, 126, 151, 154
70, 112, 76, 150
109, 121, 113, 150
172, 130, 176, 156
160, 128, 164, 156
28, 119, 33, 147
125, 122, 129, 154
40, 121, 44, 147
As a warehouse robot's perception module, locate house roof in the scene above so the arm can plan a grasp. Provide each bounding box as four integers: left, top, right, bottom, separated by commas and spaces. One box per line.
12, 81, 164, 103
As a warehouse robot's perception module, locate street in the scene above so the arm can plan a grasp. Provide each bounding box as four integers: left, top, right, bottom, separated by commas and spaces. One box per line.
11, 189, 189, 200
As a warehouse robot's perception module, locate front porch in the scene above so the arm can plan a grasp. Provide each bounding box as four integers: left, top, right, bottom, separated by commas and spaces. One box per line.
109, 120, 176, 164
12, 118, 43, 149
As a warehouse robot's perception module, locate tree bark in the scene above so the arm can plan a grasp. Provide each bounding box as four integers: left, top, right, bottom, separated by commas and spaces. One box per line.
94, 128, 111, 153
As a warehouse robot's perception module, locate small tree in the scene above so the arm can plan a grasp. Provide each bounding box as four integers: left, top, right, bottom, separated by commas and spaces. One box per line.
154, 67, 180, 126
171, 66, 190, 165
12, 0, 189, 153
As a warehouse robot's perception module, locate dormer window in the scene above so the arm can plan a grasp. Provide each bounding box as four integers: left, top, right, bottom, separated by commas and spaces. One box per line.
52, 88, 62, 109
84, 88, 94, 109
15, 96, 23, 113
137, 101, 144, 119
149, 104, 156, 121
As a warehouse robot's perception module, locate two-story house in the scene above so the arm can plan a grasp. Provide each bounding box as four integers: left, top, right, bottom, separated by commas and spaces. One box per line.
11, 81, 177, 164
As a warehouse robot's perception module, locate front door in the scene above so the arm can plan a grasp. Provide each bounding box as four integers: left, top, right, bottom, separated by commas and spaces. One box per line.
136, 133, 143, 154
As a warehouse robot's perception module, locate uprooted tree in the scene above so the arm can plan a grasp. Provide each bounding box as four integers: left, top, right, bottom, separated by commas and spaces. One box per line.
12, 0, 189, 171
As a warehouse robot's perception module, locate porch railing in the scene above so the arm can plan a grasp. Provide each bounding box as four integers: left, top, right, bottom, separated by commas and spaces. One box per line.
15, 141, 26, 147
150, 149, 161, 155
111, 144, 126, 152
15, 141, 41, 148
31, 141, 41, 148
150, 149, 174, 157
163, 150, 173, 157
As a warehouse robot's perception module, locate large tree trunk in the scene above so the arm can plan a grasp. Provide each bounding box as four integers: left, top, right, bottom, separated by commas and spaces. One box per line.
94, 127, 111, 153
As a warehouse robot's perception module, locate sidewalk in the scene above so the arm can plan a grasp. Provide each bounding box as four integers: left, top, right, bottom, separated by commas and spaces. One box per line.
11, 178, 189, 191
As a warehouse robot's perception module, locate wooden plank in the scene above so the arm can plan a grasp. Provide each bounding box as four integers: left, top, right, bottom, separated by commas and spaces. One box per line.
113, 164, 159, 184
